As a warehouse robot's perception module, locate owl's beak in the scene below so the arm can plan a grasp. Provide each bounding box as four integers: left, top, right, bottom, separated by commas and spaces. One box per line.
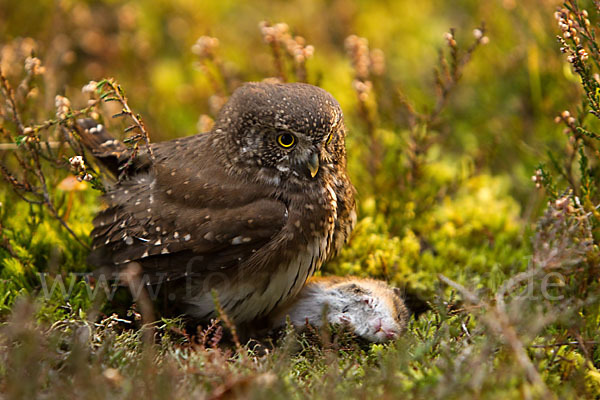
307, 152, 320, 178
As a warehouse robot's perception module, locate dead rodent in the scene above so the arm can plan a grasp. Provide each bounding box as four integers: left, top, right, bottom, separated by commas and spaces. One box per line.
269, 276, 409, 343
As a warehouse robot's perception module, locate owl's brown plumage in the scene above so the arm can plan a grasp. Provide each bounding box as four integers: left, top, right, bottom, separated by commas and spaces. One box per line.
79, 82, 356, 325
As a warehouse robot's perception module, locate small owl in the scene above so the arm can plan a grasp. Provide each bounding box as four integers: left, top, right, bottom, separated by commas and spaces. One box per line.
78, 82, 356, 327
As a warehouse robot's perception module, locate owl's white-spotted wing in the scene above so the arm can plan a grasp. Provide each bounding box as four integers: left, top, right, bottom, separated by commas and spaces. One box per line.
88, 137, 288, 282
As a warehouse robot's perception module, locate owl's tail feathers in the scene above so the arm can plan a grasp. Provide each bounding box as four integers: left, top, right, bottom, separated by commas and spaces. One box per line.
74, 118, 131, 177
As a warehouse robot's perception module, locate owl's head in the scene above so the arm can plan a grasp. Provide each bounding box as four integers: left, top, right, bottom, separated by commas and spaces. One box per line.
213, 82, 347, 189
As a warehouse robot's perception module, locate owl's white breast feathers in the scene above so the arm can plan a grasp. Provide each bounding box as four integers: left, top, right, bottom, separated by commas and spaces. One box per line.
186, 184, 338, 323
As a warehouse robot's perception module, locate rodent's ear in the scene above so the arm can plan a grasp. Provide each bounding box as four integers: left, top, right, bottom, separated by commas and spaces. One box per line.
393, 287, 404, 298
342, 283, 368, 295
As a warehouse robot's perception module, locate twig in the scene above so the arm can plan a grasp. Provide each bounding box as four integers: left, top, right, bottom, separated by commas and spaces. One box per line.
211, 290, 244, 353
0, 221, 20, 260
400, 25, 487, 187
427, 25, 487, 128
122, 262, 156, 345
0, 65, 92, 250
529, 340, 598, 348
96, 79, 155, 181
0, 67, 25, 133
345, 35, 380, 183
438, 274, 555, 398
192, 36, 238, 96
0, 141, 62, 151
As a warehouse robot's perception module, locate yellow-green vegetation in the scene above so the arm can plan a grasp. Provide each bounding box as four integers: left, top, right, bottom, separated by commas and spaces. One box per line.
0, 0, 599, 399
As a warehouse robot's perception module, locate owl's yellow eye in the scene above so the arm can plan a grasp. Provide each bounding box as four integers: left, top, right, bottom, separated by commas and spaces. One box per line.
326, 133, 334, 145
277, 133, 296, 148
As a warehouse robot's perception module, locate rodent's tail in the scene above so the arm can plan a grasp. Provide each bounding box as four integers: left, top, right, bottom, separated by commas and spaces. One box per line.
74, 118, 130, 176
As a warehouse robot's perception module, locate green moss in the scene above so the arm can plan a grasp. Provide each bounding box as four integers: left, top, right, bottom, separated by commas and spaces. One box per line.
327, 171, 528, 298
